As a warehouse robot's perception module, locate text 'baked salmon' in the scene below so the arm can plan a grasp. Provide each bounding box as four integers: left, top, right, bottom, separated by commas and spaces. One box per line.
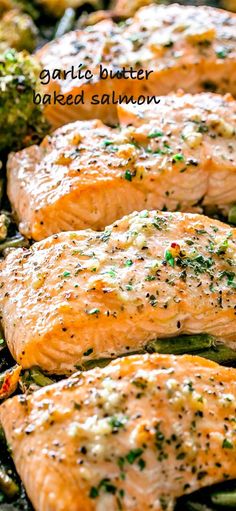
37, 3, 236, 127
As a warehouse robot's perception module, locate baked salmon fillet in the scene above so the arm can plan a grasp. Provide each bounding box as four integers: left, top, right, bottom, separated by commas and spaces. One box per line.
36, 3, 236, 128
0, 210, 236, 374
2, 353, 236, 511
7, 92, 236, 241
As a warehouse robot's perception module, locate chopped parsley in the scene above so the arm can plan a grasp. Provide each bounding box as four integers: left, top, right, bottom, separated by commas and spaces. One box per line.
138, 458, 146, 471
172, 153, 185, 163
124, 170, 134, 181
62, 270, 71, 278
89, 478, 117, 499
219, 271, 236, 287
102, 140, 113, 147
87, 308, 100, 315
89, 487, 99, 499
126, 448, 143, 464
222, 439, 233, 449
109, 415, 126, 431
165, 249, 175, 267
125, 259, 133, 267
100, 230, 111, 242
216, 47, 229, 59
147, 130, 163, 139
153, 216, 168, 230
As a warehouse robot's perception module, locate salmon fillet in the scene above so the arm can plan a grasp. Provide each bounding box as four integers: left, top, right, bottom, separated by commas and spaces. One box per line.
7, 92, 236, 241
0, 210, 236, 374
2, 353, 236, 511
36, 3, 236, 128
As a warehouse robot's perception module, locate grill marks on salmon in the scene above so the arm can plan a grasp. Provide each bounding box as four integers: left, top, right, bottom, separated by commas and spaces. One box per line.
2, 354, 236, 511
36, 3, 236, 128
0, 210, 236, 374
7, 93, 236, 241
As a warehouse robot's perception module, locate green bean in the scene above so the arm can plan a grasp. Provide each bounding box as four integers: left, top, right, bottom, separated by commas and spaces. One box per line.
0, 426, 5, 443
76, 335, 236, 372
54, 8, 76, 38
76, 358, 112, 371
0, 234, 29, 253
0, 179, 4, 206
0, 467, 18, 499
146, 334, 214, 355
146, 335, 236, 365
228, 205, 236, 225
0, 338, 6, 351
30, 368, 54, 387
199, 343, 236, 365
186, 503, 215, 511
211, 491, 236, 507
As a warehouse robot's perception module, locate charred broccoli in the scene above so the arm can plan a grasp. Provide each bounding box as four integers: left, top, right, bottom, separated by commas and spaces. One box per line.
0, 49, 50, 155
0, 8, 38, 52
13, 0, 41, 20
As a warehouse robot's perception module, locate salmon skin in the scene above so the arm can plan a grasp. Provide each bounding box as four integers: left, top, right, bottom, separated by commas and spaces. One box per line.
7, 92, 236, 241
0, 210, 236, 374
2, 353, 236, 511
36, 3, 236, 128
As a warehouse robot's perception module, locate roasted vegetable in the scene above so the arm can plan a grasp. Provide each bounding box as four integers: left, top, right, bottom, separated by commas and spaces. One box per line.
14, 0, 41, 20
77, 335, 236, 371
0, 176, 4, 205
20, 368, 55, 393
0, 8, 38, 52
0, 210, 29, 254
0, 233, 29, 254
0, 468, 19, 500
211, 491, 236, 507
0, 49, 50, 155
0, 365, 21, 400
146, 335, 236, 366
228, 205, 236, 225
0, 212, 11, 241
54, 7, 76, 37
185, 503, 214, 511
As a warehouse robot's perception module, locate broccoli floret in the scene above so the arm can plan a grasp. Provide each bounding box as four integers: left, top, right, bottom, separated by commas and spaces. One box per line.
0, 49, 50, 155
0, 0, 40, 19
13, 0, 41, 20
0, 212, 10, 241
0, 8, 38, 52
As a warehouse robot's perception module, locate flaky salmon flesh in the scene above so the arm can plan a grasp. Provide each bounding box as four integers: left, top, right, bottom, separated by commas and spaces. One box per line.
7, 92, 236, 241
2, 354, 236, 511
36, 3, 236, 128
0, 210, 236, 374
